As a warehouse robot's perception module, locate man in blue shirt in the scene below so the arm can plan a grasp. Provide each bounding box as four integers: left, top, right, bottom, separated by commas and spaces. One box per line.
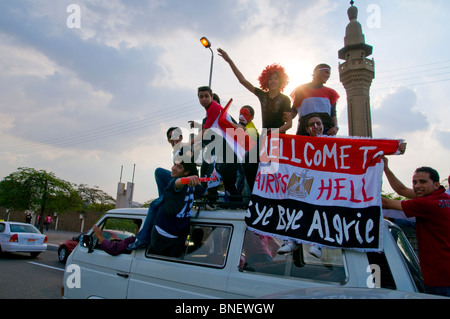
149, 161, 206, 257
130, 160, 206, 257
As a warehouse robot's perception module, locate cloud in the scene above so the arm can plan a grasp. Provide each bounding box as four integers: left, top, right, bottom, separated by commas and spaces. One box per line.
372, 86, 429, 138
434, 129, 450, 151
1, 0, 449, 203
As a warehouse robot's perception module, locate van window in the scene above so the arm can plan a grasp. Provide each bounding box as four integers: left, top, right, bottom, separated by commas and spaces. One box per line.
146, 223, 232, 268
93, 217, 141, 249
240, 229, 347, 284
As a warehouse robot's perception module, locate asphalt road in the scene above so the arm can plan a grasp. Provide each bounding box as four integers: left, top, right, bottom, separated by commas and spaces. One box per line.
0, 247, 65, 299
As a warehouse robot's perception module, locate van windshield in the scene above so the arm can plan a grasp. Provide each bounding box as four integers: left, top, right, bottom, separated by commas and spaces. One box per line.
389, 226, 424, 292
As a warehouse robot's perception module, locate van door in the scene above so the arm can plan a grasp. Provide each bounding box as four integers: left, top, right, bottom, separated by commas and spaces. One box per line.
66, 217, 141, 299
127, 223, 233, 298
227, 229, 348, 298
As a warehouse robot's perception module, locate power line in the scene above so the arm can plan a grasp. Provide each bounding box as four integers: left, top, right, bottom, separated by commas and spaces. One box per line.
3, 59, 450, 155
0, 99, 201, 154
0, 91, 251, 155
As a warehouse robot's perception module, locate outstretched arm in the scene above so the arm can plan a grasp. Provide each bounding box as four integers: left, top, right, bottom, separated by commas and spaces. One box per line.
218, 48, 255, 94
382, 197, 403, 211
382, 156, 416, 199
175, 175, 201, 189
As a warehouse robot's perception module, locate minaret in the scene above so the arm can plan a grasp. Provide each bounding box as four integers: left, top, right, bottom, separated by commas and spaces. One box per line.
338, 1, 375, 137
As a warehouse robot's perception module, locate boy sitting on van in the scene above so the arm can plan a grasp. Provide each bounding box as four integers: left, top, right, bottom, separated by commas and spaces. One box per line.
130, 159, 206, 258
149, 160, 206, 257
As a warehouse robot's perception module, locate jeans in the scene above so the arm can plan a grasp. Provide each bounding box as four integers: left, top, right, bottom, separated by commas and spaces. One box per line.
149, 227, 186, 258
136, 196, 164, 245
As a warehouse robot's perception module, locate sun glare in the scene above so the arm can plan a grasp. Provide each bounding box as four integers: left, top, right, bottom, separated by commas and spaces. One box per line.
283, 60, 314, 95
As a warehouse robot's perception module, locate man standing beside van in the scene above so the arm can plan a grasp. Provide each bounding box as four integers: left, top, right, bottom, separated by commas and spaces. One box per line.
382, 165, 450, 297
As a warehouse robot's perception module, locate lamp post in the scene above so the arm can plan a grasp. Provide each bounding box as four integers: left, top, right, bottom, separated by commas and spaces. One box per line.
200, 36, 214, 88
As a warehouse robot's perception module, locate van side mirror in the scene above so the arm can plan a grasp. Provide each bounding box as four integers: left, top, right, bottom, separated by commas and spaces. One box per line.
81, 234, 94, 253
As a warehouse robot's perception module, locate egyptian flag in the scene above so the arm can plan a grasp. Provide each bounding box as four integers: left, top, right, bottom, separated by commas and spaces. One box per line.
207, 99, 256, 162
246, 133, 403, 252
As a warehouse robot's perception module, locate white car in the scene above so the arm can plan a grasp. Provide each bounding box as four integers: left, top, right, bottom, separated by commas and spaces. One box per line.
0, 221, 47, 258
63, 205, 428, 299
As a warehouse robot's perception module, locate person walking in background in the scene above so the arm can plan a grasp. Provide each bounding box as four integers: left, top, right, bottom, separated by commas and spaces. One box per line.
44, 215, 53, 231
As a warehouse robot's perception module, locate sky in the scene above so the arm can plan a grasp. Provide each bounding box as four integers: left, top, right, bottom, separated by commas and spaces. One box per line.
0, 0, 449, 204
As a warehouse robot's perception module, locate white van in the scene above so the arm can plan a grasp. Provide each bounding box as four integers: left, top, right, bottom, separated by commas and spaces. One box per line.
62, 206, 425, 299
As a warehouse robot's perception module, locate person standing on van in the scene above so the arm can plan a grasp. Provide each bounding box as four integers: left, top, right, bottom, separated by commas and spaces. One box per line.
217, 48, 292, 134
290, 64, 340, 136
217, 48, 292, 190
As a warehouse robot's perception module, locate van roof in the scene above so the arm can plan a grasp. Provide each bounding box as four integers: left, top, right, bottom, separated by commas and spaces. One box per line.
106, 206, 247, 222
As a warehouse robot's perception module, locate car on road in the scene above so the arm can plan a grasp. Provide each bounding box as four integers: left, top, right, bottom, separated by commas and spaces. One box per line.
63, 205, 428, 299
58, 230, 132, 263
0, 221, 47, 258
58, 233, 84, 263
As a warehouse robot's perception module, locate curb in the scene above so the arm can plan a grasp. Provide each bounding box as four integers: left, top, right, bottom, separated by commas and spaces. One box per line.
47, 244, 59, 251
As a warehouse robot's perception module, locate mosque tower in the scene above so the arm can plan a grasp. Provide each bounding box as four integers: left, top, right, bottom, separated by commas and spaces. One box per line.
338, 1, 375, 137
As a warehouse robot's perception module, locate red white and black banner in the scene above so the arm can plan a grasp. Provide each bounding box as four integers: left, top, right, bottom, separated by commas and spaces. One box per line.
245, 133, 402, 252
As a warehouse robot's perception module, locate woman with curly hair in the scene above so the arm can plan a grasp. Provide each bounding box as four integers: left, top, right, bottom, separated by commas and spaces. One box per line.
218, 48, 293, 191
218, 48, 292, 133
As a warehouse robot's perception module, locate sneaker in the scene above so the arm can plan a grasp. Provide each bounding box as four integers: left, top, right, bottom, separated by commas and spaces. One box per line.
127, 239, 147, 250
309, 244, 322, 258
277, 241, 300, 254
205, 203, 217, 210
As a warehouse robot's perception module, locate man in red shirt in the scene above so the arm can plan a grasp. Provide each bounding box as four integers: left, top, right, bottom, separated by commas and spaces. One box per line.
189, 86, 239, 201
382, 165, 450, 296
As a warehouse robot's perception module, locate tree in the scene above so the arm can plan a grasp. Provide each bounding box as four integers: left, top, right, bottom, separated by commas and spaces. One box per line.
0, 167, 81, 232
75, 184, 115, 213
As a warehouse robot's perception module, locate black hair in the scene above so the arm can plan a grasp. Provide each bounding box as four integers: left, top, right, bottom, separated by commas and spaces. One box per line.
197, 86, 213, 96
314, 63, 331, 72
305, 113, 323, 124
415, 166, 440, 183
242, 105, 255, 117
180, 160, 199, 177
166, 127, 181, 139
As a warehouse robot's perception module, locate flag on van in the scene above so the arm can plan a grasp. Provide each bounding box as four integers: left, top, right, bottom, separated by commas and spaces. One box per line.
245, 133, 403, 252
206, 99, 256, 162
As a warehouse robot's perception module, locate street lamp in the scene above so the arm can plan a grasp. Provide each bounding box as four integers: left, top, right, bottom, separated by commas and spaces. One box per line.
200, 36, 214, 88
